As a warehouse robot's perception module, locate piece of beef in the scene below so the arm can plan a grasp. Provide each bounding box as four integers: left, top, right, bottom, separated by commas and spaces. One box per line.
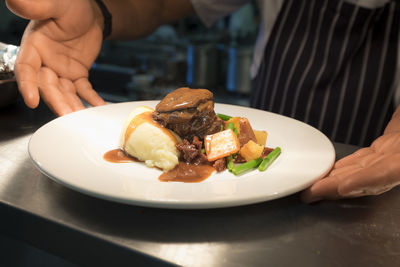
238, 117, 257, 147
192, 136, 203, 151
153, 87, 223, 140
176, 139, 198, 162
213, 158, 227, 172
261, 147, 274, 158
176, 136, 208, 165
234, 153, 247, 163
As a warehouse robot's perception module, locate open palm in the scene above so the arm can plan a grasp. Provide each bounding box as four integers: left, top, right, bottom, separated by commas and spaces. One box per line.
7, 0, 106, 115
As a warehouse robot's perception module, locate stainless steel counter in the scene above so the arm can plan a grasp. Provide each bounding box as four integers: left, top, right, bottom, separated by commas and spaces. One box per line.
1, 100, 400, 267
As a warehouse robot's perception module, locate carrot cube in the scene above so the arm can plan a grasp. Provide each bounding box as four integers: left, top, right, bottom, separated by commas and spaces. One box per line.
204, 129, 240, 161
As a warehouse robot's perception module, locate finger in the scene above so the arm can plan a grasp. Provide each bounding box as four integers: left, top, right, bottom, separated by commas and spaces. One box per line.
14, 43, 41, 108
329, 164, 363, 177
356, 152, 386, 168
6, 0, 64, 20
15, 63, 40, 108
335, 147, 373, 168
338, 153, 400, 197
331, 153, 384, 177
59, 78, 85, 111
301, 176, 341, 203
74, 78, 106, 107
38, 67, 73, 116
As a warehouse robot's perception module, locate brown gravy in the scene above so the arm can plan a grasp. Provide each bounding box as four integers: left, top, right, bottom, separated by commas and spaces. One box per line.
103, 149, 215, 183
159, 162, 215, 183
103, 149, 139, 163
155, 87, 213, 112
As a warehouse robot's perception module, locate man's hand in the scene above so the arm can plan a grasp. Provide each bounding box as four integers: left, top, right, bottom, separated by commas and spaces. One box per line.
6, 0, 195, 116
301, 106, 400, 203
6, 0, 106, 116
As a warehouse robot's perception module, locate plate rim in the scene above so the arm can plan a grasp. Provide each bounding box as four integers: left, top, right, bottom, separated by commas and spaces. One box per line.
28, 101, 336, 209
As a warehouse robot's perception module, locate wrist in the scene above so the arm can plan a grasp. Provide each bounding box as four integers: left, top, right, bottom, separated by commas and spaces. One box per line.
92, 0, 112, 39
384, 105, 400, 134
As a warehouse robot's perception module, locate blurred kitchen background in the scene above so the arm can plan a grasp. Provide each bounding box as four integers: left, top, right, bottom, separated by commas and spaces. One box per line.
0, 1, 260, 107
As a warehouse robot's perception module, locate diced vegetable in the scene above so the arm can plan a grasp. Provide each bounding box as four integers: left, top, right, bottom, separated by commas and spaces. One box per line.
254, 130, 268, 146
204, 129, 240, 161
231, 158, 263, 175
226, 122, 238, 135
217, 113, 232, 121
239, 140, 264, 162
258, 147, 281, 171
226, 155, 235, 171
238, 118, 257, 147
226, 117, 241, 135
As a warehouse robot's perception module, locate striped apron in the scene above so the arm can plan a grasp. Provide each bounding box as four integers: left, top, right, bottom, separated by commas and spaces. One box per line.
250, 0, 400, 146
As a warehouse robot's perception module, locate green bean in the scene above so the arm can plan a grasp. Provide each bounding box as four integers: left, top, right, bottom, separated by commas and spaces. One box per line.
217, 113, 232, 121
226, 155, 235, 171
258, 147, 281, 171
226, 122, 238, 135
231, 158, 263, 175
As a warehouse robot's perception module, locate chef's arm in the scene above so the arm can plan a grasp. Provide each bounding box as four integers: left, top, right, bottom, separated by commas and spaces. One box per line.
384, 104, 400, 134
4, 0, 195, 115
101, 0, 196, 39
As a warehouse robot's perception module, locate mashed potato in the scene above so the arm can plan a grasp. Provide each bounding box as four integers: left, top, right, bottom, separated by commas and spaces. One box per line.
119, 106, 181, 172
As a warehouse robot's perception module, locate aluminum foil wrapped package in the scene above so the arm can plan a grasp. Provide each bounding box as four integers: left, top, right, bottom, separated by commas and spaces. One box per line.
0, 42, 19, 108
0, 42, 19, 81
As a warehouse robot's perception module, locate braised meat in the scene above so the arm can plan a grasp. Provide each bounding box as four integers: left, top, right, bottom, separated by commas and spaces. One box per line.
213, 158, 227, 172
176, 137, 226, 172
238, 117, 257, 147
176, 137, 208, 165
153, 87, 223, 140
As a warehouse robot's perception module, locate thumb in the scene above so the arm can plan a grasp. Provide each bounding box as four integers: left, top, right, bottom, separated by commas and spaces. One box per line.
6, 0, 67, 20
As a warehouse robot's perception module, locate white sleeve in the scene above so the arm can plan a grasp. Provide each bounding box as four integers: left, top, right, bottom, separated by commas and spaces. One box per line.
190, 0, 251, 27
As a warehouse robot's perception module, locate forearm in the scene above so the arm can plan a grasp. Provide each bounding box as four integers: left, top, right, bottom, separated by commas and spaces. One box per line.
101, 0, 195, 40
384, 104, 400, 134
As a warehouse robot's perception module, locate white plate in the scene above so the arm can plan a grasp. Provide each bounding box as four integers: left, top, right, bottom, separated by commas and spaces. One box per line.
29, 101, 335, 209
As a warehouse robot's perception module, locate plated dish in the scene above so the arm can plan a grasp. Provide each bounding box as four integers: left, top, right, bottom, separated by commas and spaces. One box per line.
105, 88, 280, 183
29, 100, 335, 209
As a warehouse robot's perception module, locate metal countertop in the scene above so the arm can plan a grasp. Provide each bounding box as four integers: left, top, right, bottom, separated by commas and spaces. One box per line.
1, 100, 399, 267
